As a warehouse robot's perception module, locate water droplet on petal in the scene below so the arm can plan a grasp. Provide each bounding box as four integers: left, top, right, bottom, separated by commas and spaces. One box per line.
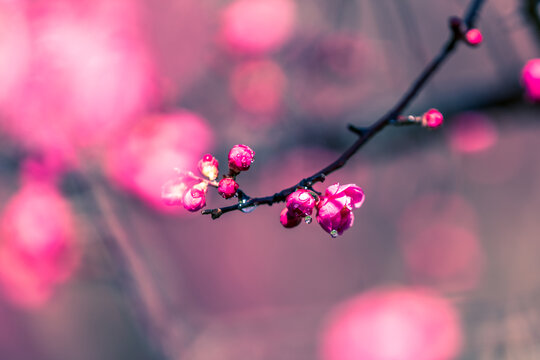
304, 215, 312, 224
330, 229, 338, 238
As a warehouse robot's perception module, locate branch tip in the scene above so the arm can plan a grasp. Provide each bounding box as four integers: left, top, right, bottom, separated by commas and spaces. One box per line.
201, 208, 223, 219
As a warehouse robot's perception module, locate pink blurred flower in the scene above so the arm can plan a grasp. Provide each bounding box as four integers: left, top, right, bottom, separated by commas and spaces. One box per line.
448, 112, 497, 154
320, 287, 462, 360
105, 111, 213, 211
400, 223, 484, 292
230, 59, 286, 114
183, 186, 207, 212
218, 178, 239, 199
228, 144, 255, 173
0, 0, 30, 106
286, 189, 316, 217
220, 0, 296, 55
0, 0, 156, 169
161, 175, 196, 206
0, 180, 79, 308
316, 183, 364, 237
521, 58, 540, 101
198, 154, 219, 181
279, 208, 302, 228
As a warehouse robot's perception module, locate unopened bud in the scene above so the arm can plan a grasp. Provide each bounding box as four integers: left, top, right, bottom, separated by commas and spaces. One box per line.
198, 154, 219, 180
465, 28, 482, 46
228, 144, 255, 173
183, 186, 207, 212
286, 189, 316, 217
280, 208, 302, 228
422, 109, 443, 128
218, 178, 239, 199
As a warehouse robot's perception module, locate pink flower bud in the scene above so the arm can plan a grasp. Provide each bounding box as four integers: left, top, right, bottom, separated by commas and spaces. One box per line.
465, 28, 482, 46
218, 178, 239, 199
183, 186, 206, 212
422, 109, 443, 128
198, 154, 219, 180
228, 144, 255, 172
286, 189, 316, 217
279, 208, 302, 228
316, 183, 364, 237
522, 58, 540, 101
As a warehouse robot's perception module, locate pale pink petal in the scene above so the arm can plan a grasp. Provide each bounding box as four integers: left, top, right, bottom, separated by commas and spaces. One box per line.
325, 183, 341, 197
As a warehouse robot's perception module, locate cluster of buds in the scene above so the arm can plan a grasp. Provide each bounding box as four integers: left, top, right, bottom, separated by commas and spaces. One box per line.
161, 144, 255, 212
281, 183, 364, 238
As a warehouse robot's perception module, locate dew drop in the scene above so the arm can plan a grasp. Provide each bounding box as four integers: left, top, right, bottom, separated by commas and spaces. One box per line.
239, 198, 258, 213
304, 215, 312, 224
240, 205, 257, 213
330, 230, 338, 238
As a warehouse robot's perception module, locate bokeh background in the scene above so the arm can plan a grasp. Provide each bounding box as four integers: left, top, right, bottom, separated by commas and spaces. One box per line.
0, 0, 539, 359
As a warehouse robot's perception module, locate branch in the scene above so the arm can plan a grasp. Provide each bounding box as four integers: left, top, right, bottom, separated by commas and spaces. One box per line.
203, 0, 486, 220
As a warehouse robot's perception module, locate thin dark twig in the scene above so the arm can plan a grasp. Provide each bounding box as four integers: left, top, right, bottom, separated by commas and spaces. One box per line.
202, 0, 486, 220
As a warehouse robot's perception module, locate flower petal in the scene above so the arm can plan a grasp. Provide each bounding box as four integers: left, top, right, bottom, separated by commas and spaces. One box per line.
325, 183, 341, 197
342, 184, 365, 208
337, 211, 354, 235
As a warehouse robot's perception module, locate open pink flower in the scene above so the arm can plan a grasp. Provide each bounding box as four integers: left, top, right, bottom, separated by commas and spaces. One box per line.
316, 183, 364, 237
286, 189, 316, 217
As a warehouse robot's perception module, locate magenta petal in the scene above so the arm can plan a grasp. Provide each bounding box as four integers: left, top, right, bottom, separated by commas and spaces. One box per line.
325, 183, 341, 197
316, 198, 340, 234
337, 211, 354, 235
342, 184, 365, 208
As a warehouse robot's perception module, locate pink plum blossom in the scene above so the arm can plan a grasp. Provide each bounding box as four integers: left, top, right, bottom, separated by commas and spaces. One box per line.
321, 287, 462, 360
279, 208, 302, 228
0, 0, 156, 162
228, 144, 255, 173
0, 180, 79, 307
198, 154, 219, 180
105, 111, 213, 211
286, 189, 316, 217
316, 183, 364, 236
218, 178, 239, 199
220, 0, 296, 55
183, 186, 207, 212
230, 59, 286, 114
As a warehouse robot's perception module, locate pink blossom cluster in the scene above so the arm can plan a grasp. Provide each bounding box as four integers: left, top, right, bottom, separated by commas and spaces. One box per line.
281, 183, 364, 237
161, 144, 255, 212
